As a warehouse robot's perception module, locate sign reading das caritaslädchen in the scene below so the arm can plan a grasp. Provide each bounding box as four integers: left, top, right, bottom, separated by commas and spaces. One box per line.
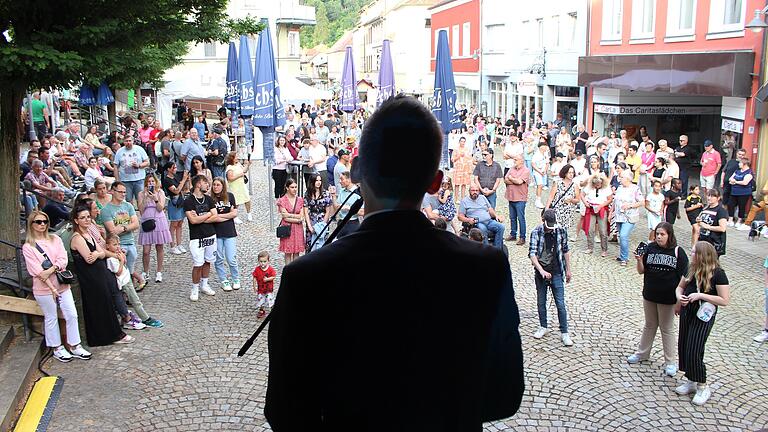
594, 104, 721, 116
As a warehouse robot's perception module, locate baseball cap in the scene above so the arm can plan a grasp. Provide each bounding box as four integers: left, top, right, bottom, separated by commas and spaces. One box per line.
543, 209, 557, 230
338, 148, 350, 156
555, 152, 565, 158
574, 149, 583, 156
703, 139, 713, 147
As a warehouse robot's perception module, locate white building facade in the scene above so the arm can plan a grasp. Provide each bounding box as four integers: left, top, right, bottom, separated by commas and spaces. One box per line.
480, 0, 588, 129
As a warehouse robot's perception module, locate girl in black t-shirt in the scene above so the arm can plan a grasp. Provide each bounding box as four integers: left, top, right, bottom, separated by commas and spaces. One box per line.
630, 222, 688, 376
693, 189, 728, 256
674, 241, 731, 406
210, 178, 240, 291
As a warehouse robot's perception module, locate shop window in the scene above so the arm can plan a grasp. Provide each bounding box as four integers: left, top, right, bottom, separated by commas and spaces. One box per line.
667, 0, 696, 37
601, 0, 623, 43
555, 86, 580, 97
708, 0, 746, 35
631, 0, 656, 41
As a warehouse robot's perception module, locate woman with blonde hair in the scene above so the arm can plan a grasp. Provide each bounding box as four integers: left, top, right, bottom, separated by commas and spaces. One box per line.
22, 210, 92, 362
674, 241, 730, 405
225, 151, 251, 223
138, 173, 171, 283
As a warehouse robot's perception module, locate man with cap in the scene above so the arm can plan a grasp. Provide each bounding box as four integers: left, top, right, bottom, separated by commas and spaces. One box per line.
206, 125, 228, 179
333, 148, 351, 188
529, 208, 573, 347
699, 139, 721, 196
674, 134, 694, 193
266, 95, 524, 430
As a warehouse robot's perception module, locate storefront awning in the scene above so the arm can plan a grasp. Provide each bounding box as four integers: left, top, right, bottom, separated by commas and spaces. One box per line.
578, 52, 754, 98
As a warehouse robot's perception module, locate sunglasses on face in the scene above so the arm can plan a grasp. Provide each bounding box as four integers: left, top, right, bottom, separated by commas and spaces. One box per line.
32, 219, 49, 225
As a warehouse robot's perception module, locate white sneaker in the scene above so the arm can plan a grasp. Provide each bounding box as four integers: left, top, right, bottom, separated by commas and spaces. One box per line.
200, 285, 215, 296
190, 285, 199, 302
561, 333, 574, 346
232, 279, 241, 290
626, 354, 644, 364
533, 327, 550, 339
753, 330, 768, 343
664, 364, 678, 377
178, 245, 187, 253
70, 344, 92, 360
692, 384, 711, 405
726, 220, 735, 227
155, 272, 162, 283
141, 272, 148, 284
234, 217, 243, 225
542, 185, 549, 191
52, 346, 73, 363
535, 199, 545, 209
246, 213, 253, 222
221, 280, 232, 292
736, 224, 752, 231
170, 246, 183, 255
675, 380, 697, 395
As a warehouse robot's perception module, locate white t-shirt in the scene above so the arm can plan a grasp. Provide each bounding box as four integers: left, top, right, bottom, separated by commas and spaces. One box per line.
550, 160, 565, 177
84, 167, 102, 190
532, 152, 548, 175
571, 157, 587, 177
106, 257, 131, 287
308, 144, 328, 172
646, 191, 665, 214
448, 133, 460, 151
503, 142, 524, 169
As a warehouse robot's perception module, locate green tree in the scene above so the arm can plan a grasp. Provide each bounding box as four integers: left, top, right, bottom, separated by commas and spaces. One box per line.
0, 0, 262, 257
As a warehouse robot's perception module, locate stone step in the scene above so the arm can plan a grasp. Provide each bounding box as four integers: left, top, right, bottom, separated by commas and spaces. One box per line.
0, 333, 44, 432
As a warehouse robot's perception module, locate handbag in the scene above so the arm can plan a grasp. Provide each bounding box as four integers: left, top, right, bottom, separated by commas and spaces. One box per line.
542, 181, 574, 217
35, 243, 77, 285
696, 301, 716, 322
141, 219, 156, 232
276, 197, 299, 238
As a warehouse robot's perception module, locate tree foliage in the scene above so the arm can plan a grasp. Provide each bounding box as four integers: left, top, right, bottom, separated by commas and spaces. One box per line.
0, 0, 263, 255
300, 0, 369, 49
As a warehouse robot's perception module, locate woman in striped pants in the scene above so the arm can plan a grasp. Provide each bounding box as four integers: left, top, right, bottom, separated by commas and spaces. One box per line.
674, 241, 731, 406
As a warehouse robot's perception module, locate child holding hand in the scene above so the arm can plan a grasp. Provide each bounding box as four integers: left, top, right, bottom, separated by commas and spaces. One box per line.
252, 250, 277, 318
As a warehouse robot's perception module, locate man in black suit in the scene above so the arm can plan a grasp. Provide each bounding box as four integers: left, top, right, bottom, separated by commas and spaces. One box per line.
265, 95, 524, 431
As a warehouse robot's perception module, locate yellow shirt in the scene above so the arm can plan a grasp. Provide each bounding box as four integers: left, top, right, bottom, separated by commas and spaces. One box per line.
625, 154, 641, 183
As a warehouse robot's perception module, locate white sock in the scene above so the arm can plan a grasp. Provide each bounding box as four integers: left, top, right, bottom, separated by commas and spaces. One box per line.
192, 283, 200, 290
201, 278, 209, 287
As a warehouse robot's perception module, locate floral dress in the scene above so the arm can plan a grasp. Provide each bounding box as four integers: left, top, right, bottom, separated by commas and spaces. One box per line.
304, 190, 332, 250
552, 180, 577, 229
452, 147, 473, 186
437, 189, 457, 220
276, 195, 305, 254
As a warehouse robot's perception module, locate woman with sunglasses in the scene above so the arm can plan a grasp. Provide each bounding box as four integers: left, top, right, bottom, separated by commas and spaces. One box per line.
70, 204, 134, 346
22, 211, 92, 362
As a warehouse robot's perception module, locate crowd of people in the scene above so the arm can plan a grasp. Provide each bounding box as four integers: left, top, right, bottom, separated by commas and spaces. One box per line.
17, 96, 767, 406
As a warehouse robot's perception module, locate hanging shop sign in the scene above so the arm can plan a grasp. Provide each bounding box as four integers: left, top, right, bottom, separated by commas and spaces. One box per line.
594, 104, 721, 116
516, 74, 538, 96
721, 118, 744, 133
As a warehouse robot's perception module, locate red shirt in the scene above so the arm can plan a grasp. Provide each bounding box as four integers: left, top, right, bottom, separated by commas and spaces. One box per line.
252, 265, 276, 294
149, 128, 161, 142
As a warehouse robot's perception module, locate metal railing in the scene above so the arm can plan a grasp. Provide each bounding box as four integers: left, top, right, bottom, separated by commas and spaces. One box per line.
0, 239, 33, 341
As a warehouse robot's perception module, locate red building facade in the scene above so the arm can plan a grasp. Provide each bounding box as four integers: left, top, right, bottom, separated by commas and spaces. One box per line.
429, 0, 480, 106
578, 0, 764, 163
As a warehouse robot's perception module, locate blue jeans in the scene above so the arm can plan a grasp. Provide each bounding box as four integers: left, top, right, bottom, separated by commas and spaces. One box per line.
524, 159, 532, 171
215, 236, 240, 282
618, 221, 635, 261
485, 192, 497, 209
122, 244, 137, 274
535, 272, 568, 333
477, 219, 505, 249
211, 165, 225, 181
508, 201, 527, 240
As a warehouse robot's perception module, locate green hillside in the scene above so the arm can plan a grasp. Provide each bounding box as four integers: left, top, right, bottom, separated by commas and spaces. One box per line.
300, 0, 369, 48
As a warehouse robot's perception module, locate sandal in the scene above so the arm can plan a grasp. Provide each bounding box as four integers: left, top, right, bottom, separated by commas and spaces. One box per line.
583, 249, 593, 254
601, 251, 607, 257
115, 334, 135, 344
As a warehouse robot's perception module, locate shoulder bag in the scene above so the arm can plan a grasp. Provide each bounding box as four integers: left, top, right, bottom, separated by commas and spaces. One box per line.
276, 198, 298, 238
35, 243, 76, 285
542, 181, 574, 217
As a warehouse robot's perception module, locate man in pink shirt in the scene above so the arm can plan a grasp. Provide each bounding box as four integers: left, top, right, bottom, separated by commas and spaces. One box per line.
504, 155, 531, 245
699, 140, 721, 195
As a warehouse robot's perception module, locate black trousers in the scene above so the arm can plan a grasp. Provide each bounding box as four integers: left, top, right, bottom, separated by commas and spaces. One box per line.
678, 304, 716, 383
728, 194, 750, 219
272, 169, 288, 199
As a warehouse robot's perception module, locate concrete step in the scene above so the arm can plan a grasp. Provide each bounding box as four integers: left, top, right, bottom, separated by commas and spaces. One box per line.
0, 334, 44, 432
0, 325, 14, 361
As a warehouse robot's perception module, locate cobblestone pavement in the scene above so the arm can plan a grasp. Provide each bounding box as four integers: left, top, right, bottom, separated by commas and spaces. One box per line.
42, 162, 767, 431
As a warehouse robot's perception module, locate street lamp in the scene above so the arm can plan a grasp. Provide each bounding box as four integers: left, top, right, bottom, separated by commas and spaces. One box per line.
472, 48, 482, 114
746, 7, 768, 33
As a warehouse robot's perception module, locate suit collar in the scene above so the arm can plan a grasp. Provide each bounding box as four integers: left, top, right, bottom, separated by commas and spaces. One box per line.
358, 210, 433, 232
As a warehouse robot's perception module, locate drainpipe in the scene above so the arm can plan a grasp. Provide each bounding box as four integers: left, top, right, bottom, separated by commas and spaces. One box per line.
583, 0, 591, 130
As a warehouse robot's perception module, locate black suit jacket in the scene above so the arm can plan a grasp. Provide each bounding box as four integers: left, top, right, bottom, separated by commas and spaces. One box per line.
265, 210, 524, 431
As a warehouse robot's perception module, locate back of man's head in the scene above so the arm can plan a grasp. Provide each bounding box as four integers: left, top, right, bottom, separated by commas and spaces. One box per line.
355, 95, 442, 201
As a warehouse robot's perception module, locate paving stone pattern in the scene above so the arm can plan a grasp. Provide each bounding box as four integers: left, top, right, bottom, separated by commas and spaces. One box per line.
43, 162, 767, 431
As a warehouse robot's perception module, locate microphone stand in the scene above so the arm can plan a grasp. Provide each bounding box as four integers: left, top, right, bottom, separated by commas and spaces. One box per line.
237, 189, 364, 357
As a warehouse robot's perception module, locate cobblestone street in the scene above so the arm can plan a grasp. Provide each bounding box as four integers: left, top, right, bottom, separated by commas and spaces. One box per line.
43, 163, 767, 431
